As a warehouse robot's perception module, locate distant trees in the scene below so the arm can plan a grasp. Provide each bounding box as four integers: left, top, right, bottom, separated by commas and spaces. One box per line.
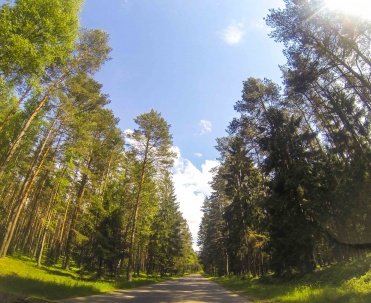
125, 110, 176, 281
0, 0, 198, 279
199, 0, 371, 277
147, 172, 196, 276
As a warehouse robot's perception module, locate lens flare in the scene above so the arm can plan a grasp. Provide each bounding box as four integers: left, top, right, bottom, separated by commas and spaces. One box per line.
325, 0, 371, 19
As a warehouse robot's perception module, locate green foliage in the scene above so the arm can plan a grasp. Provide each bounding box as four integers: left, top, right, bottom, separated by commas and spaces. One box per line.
0, 0, 197, 293
0, 0, 82, 83
129, 109, 176, 170
200, 0, 371, 279
125, 109, 178, 280
209, 254, 371, 303
147, 174, 183, 275
0, 257, 180, 300
260, 109, 320, 275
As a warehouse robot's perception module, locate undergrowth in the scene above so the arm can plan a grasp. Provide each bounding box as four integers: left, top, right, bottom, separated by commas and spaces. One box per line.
0, 256, 178, 300
209, 253, 371, 303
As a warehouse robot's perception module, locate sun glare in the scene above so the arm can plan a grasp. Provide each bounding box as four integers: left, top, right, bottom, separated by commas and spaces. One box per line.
325, 0, 371, 19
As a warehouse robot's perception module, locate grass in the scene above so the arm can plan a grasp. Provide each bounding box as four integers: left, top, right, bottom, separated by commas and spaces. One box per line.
3, 254, 370, 302
209, 254, 371, 303
0, 256, 179, 300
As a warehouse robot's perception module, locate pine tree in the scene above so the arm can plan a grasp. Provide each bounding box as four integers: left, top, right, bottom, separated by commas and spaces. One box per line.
126, 109, 176, 281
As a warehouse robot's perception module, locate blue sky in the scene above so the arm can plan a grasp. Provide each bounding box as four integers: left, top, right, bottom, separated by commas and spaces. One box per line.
80, 0, 286, 248
80, 0, 285, 167
0, 0, 287, 247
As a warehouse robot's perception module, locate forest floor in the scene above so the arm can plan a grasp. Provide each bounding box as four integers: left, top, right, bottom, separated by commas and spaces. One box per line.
209, 253, 371, 303
0, 256, 179, 301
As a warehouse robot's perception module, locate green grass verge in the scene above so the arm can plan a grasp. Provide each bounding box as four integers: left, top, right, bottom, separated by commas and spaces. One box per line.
209, 254, 371, 303
0, 257, 179, 300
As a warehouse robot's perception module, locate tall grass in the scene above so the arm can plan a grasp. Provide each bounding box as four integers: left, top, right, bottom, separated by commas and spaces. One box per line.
0, 257, 176, 300
209, 254, 371, 303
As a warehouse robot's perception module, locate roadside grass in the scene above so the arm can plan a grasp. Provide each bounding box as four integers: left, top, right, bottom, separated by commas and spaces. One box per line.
0, 256, 178, 300
209, 253, 371, 303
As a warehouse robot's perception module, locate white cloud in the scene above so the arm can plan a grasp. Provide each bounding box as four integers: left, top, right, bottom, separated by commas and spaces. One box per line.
252, 18, 266, 30
194, 152, 203, 157
250, 18, 270, 32
220, 21, 245, 45
123, 129, 133, 137
125, 143, 218, 251
119, 0, 131, 12
172, 147, 219, 250
124, 129, 142, 151
198, 119, 212, 135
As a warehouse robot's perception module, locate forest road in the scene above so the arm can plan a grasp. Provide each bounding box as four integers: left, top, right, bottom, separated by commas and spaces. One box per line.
58, 273, 251, 303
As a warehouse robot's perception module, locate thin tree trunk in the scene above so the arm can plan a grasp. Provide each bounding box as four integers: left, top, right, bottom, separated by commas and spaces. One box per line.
312, 34, 371, 95
36, 172, 64, 267
63, 156, 93, 270
37, 213, 52, 268
317, 82, 364, 155
0, 67, 73, 179
0, 120, 58, 257
21, 168, 50, 253
0, 85, 32, 133
126, 138, 150, 281
55, 196, 72, 264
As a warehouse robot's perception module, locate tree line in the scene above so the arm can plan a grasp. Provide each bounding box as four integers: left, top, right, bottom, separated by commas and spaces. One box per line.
198, 0, 371, 277
0, 0, 199, 280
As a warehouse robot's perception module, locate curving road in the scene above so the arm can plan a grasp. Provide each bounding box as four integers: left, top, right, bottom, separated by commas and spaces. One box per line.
59, 274, 251, 303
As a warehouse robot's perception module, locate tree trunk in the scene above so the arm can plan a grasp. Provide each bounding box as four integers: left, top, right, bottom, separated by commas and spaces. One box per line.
126, 138, 150, 281
0, 68, 72, 179
63, 156, 93, 270
55, 196, 72, 264
21, 168, 50, 253
0, 121, 58, 258
0, 85, 32, 133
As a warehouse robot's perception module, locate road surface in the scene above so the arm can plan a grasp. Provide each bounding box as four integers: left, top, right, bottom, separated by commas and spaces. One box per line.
59, 274, 251, 303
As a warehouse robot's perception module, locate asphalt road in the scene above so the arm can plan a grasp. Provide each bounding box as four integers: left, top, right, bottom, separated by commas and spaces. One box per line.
58, 274, 251, 303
